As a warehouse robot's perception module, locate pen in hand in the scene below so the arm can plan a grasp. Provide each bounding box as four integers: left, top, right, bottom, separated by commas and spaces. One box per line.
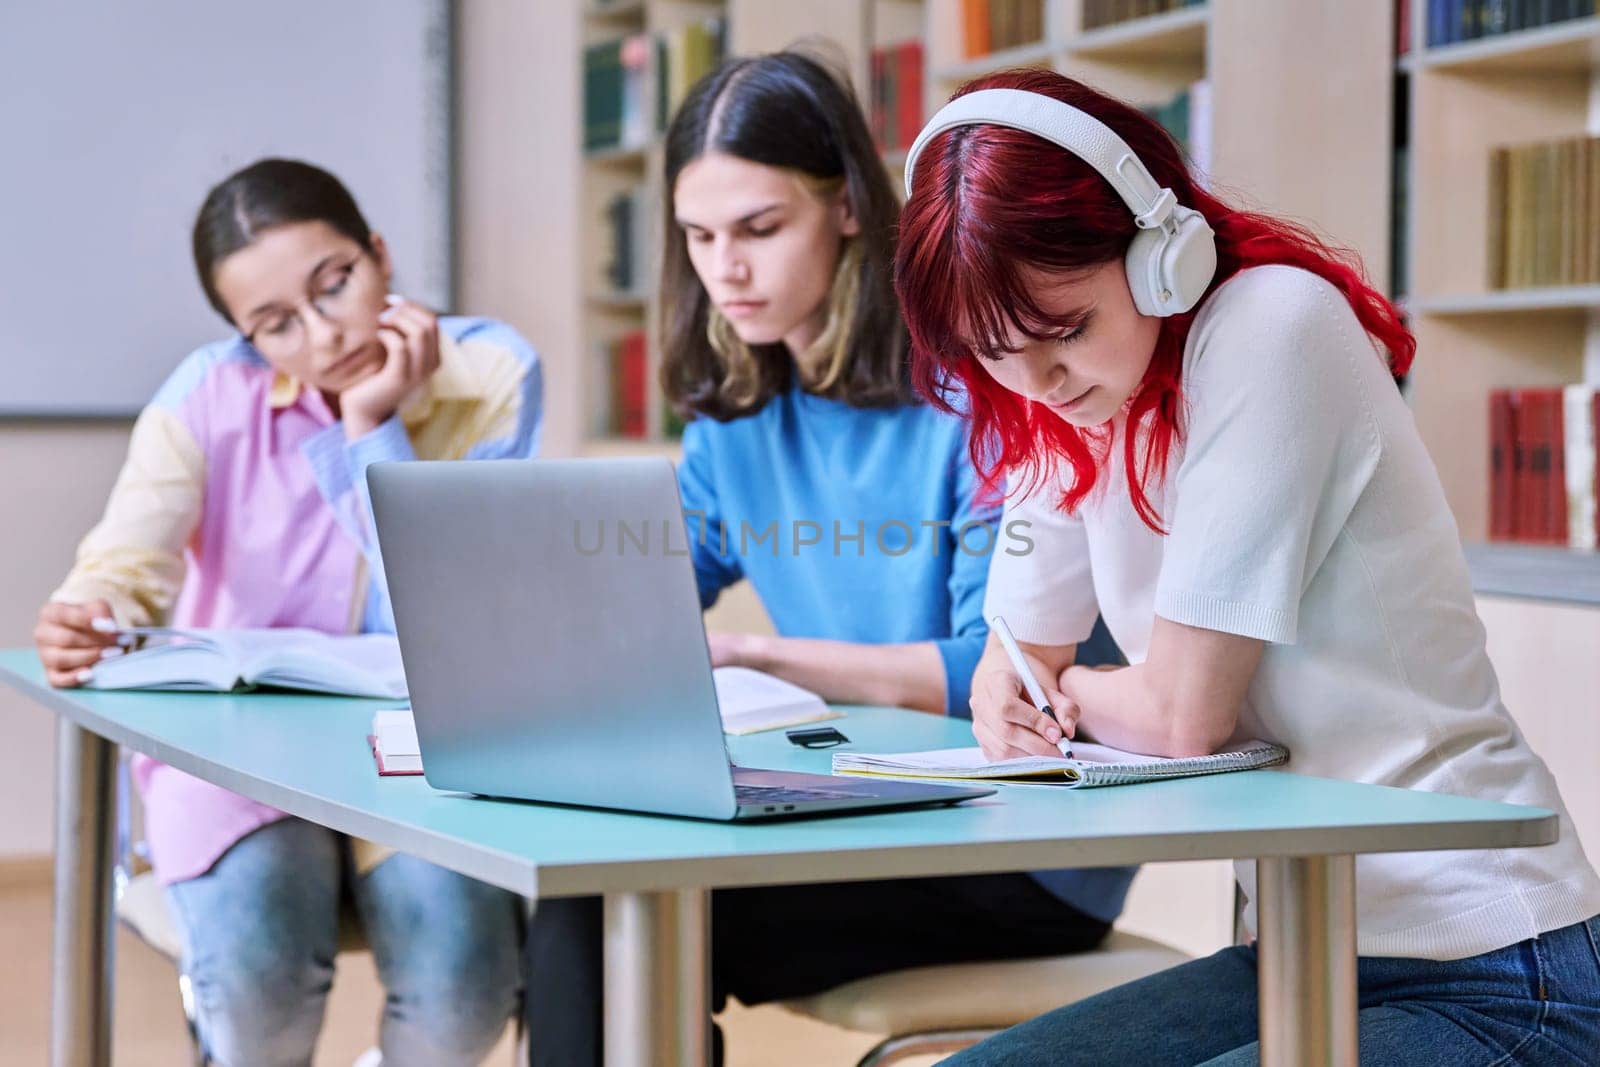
990, 615, 1073, 758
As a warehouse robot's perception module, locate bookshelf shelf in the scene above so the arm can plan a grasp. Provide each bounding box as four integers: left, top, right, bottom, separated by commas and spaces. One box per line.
1411, 286, 1600, 316
584, 142, 655, 166
1070, 6, 1209, 63
932, 39, 1056, 82
1404, 16, 1600, 75
587, 289, 651, 310
1464, 542, 1600, 606
585, 1, 648, 20
580, 436, 684, 459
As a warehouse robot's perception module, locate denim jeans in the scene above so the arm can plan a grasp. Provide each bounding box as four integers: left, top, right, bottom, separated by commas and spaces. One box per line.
165, 818, 523, 1067
946, 915, 1600, 1065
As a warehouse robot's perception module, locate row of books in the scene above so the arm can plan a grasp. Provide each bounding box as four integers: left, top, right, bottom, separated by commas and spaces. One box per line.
591, 332, 686, 441
958, 0, 1045, 59
1488, 386, 1599, 548
1424, 0, 1596, 47
582, 18, 726, 154
1082, 0, 1207, 33
595, 331, 650, 439
870, 41, 925, 155
1486, 136, 1600, 291
602, 183, 654, 296
1142, 80, 1212, 177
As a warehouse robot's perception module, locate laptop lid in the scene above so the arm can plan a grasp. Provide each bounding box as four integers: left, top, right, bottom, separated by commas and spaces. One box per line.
368, 457, 740, 820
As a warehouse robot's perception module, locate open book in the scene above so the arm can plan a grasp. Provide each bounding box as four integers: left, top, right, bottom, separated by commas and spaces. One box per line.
833, 739, 1288, 789
712, 667, 842, 735
84, 628, 407, 700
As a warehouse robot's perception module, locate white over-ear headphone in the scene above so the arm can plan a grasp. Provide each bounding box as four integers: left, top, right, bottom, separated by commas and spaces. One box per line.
904, 88, 1217, 318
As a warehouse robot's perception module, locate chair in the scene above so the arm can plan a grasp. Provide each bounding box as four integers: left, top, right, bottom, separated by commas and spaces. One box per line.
782, 929, 1190, 1066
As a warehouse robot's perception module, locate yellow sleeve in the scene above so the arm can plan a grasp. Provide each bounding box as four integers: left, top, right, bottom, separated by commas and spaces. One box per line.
51, 406, 205, 627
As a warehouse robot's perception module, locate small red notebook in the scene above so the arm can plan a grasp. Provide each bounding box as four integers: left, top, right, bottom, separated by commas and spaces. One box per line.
368, 735, 423, 776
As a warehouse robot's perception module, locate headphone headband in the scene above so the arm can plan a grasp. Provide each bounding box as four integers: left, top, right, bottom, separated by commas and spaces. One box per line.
900, 87, 1218, 318
903, 88, 1173, 230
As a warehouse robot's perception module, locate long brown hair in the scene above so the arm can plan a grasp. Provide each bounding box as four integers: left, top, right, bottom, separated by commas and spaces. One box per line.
659, 50, 914, 420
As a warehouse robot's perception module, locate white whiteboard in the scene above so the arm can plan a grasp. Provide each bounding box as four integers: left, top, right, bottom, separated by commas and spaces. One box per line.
0, 1, 451, 416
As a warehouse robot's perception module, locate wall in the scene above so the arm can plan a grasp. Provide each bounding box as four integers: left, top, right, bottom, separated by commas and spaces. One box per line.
0, 424, 131, 856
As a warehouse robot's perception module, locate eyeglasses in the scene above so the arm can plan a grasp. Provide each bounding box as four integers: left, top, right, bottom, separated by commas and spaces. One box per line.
242, 255, 368, 358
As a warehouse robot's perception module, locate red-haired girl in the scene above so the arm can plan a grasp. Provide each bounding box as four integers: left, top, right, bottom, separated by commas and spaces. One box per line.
896, 70, 1600, 1063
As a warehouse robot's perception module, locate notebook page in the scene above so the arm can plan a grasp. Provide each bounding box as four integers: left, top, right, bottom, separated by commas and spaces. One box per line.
833, 740, 1288, 787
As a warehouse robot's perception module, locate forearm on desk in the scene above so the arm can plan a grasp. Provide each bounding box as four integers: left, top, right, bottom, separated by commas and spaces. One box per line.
1063, 616, 1262, 757
734, 635, 947, 715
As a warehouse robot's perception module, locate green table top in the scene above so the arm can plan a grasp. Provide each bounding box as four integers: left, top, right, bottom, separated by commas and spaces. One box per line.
1, 650, 1556, 898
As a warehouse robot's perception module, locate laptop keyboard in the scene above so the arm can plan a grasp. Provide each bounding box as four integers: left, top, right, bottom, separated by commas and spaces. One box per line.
735, 783, 878, 804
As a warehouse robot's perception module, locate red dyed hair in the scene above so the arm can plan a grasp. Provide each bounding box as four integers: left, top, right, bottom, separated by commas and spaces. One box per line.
895, 70, 1414, 532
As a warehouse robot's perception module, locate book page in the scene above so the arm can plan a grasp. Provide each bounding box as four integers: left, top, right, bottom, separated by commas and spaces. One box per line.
246, 632, 407, 699
712, 666, 837, 734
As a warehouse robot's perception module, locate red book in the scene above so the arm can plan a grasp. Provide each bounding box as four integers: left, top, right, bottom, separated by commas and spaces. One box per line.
368, 736, 423, 777
1512, 389, 1535, 540
1546, 389, 1568, 544
896, 41, 924, 156
1522, 389, 1564, 543
1397, 0, 1411, 56
1488, 389, 1515, 541
618, 330, 649, 438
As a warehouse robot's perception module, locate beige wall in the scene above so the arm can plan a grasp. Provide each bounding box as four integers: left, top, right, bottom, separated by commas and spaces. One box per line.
0, 424, 132, 856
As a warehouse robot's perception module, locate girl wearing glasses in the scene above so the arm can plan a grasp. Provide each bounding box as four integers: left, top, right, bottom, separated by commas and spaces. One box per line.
35, 159, 539, 1066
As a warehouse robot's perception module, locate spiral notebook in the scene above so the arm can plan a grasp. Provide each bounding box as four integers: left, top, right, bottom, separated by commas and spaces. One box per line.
832, 739, 1288, 789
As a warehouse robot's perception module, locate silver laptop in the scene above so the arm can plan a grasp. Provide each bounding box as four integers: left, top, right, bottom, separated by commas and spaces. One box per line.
367, 457, 993, 820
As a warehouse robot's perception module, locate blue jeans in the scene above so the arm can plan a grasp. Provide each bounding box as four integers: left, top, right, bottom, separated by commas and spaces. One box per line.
165, 818, 523, 1067
947, 916, 1600, 1065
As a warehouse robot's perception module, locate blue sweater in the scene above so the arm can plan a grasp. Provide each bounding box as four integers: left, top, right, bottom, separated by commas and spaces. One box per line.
676, 377, 1136, 924
678, 378, 994, 715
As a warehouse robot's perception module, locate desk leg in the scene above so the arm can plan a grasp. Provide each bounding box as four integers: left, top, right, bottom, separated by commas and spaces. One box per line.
603, 888, 711, 1067
1255, 854, 1357, 1067
51, 720, 116, 1067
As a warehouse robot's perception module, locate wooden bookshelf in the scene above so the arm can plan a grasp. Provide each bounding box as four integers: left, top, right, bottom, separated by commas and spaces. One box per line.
1404, 12, 1600, 73
1404, 4, 1600, 544
568, 1, 1397, 456
933, 39, 1055, 80
1070, 5, 1208, 61
1409, 285, 1600, 316
1397, 9, 1600, 865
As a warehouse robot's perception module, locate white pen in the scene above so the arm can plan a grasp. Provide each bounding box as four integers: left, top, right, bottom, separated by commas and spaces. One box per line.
990, 615, 1072, 758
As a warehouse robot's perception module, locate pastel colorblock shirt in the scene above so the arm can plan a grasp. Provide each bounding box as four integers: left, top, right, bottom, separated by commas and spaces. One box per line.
52, 317, 543, 885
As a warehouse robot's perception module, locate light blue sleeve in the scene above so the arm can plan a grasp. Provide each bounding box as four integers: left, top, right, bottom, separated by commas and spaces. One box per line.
323, 318, 544, 634
456, 319, 545, 462
676, 419, 744, 609
932, 436, 1000, 718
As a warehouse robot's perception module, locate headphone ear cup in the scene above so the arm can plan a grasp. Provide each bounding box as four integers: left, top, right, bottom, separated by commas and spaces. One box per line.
1159, 210, 1218, 315
1123, 228, 1167, 317
1123, 209, 1218, 317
